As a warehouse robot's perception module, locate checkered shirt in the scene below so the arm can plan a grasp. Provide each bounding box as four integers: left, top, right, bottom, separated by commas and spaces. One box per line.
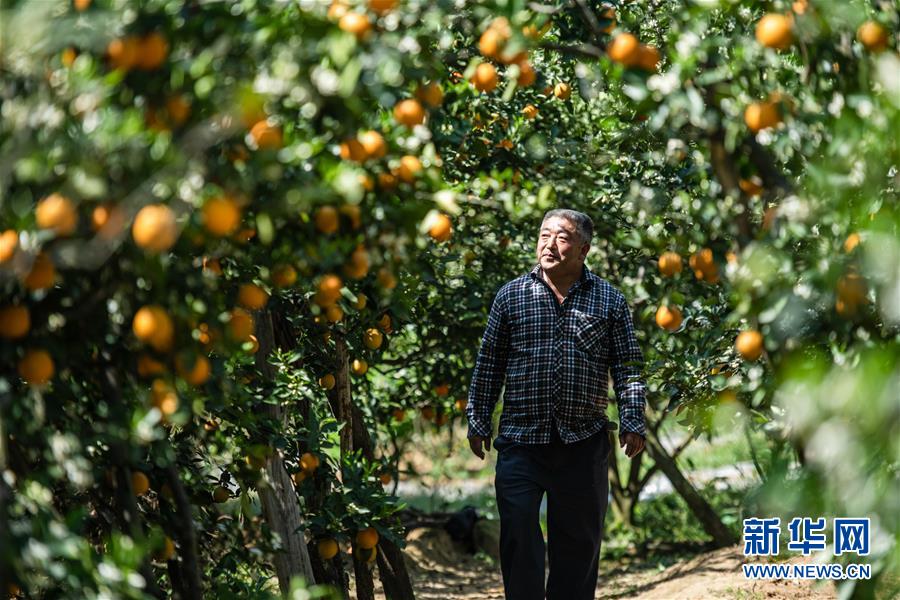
466, 263, 646, 444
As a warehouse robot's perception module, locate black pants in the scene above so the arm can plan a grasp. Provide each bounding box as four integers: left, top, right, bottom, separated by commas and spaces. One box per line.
493, 426, 610, 600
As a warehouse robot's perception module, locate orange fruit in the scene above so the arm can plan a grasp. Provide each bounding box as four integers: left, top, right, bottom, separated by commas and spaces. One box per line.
857, 21, 889, 52
315, 274, 343, 307
415, 82, 444, 107
363, 327, 383, 349
131, 471, 150, 496
843, 233, 860, 253
237, 283, 269, 310
212, 486, 230, 503
455, 398, 468, 411
392, 408, 406, 422
344, 245, 370, 279
657, 251, 682, 276
359, 130, 387, 159
202, 196, 242, 236
608, 33, 641, 66
379, 472, 392, 485
165, 95, 191, 125
393, 99, 426, 127
137, 354, 165, 378
0, 229, 17, 263
739, 178, 764, 197
637, 45, 660, 72
107, 36, 139, 71
377, 172, 398, 190
300, 452, 320, 472
36, 193, 78, 236
735, 330, 764, 361
655, 305, 682, 332
792, 0, 808, 14
176, 354, 210, 386
315, 205, 339, 234
155, 537, 176, 561
249, 119, 283, 150
351, 358, 368, 375
377, 313, 392, 333
553, 82, 570, 100
744, 101, 781, 132
397, 155, 422, 182
150, 379, 178, 416
228, 308, 254, 342
292, 470, 307, 485
318, 538, 339, 560
353, 293, 368, 310
516, 60, 536, 87
61, 47, 78, 67
376, 268, 397, 290
327, 0, 348, 20
133, 305, 174, 352
24, 252, 56, 291
522, 104, 538, 120
600, 7, 616, 33
339, 204, 362, 229
689, 248, 715, 278
132, 204, 178, 253
18, 349, 54, 385
471, 63, 498, 92
755, 13, 793, 50
339, 12, 371, 39
428, 213, 452, 242
319, 373, 336, 390
0, 305, 30, 339
137, 32, 168, 70
836, 273, 867, 314
340, 138, 367, 162
368, 0, 397, 14
356, 527, 379, 550
434, 383, 449, 397
478, 28, 505, 60
420, 405, 435, 421
74, 0, 91, 10
272, 264, 297, 287
326, 305, 344, 323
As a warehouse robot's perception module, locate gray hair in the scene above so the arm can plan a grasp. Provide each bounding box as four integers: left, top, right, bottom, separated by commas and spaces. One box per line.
541, 209, 594, 245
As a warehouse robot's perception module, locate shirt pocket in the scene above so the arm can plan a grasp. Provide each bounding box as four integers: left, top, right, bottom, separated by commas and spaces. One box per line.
572, 313, 609, 356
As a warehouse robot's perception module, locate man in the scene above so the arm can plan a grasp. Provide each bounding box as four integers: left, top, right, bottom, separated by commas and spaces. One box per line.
465, 208, 646, 600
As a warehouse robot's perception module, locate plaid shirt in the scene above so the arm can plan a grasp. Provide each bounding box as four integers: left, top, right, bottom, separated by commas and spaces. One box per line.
466, 263, 646, 444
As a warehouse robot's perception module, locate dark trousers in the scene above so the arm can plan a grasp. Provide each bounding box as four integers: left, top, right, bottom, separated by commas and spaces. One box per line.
493, 426, 610, 600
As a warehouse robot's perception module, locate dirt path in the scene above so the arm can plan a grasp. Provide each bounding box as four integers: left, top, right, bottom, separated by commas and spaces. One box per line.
371, 528, 837, 600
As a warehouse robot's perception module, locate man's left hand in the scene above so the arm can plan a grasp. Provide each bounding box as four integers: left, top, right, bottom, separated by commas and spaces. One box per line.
619, 432, 645, 459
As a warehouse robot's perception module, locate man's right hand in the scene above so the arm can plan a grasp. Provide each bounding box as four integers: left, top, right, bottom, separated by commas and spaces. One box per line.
468, 435, 491, 459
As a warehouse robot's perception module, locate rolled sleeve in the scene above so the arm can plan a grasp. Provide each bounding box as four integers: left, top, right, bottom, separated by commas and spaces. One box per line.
609, 293, 647, 436
466, 286, 510, 438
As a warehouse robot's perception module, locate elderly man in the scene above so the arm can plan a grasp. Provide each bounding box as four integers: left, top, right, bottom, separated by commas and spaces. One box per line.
466, 208, 646, 600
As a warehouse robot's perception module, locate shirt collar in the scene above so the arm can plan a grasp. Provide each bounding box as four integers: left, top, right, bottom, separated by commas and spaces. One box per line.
529, 263, 593, 289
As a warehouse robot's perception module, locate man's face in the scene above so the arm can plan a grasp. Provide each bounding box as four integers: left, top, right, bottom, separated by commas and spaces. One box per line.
536, 216, 589, 276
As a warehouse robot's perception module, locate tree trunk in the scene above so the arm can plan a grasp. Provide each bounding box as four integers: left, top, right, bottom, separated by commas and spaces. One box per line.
352, 553, 377, 600
164, 464, 203, 599
254, 310, 317, 593
644, 430, 736, 548
334, 336, 354, 460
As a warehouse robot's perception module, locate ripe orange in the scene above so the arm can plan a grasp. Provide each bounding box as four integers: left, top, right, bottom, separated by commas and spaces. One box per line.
356, 527, 379, 550
379, 472, 392, 485
0, 229, 17, 263
522, 104, 538, 119
516, 60, 536, 87
272, 264, 298, 287
23, 252, 56, 291
368, 0, 397, 14
18, 349, 54, 385
739, 178, 764, 197
455, 398, 468, 411
377, 313, 392, 333
857, 21, 889, 52
300, 452, 320, 472
318, 538, 339, 560
213, 486, 230, 503
133, 305, 174, 352
429, 213, 452, 242
397, 155, 422, 182
339, 12, 371, 39
434, 383, 449, 397
340, 138, 367, 162
319, 373, 336, 390
600, 7, 616, 33
326, 305, 344, 323
378, 172, 398, 190
237, 283, 269, 310
0, 305, 30, 339
137, 32, 168, 70
735, 330, 764, 361
836, 273, 867, 315
393, 99, 426, 127
344, 245, 370, 279
637, 45, 660, 72
137, 354, 165, 378
132, 204, 178, 253
363, 327, 383, 349
176, 354, 211, 386
107, 36, 139, 71
165, 95, 191, 125
315, 274, 343, 307
61, 47, 78, 67
478, 28, 505, 60
657, 251, 682, 276
249, 120, 283, 150
420, 405, 435, 421
792, 0, 808, 14
353, 293, 368, 310
359, 130, 387, 159
327, 0, 348, 20
744, 101, 781, 132
36, 193, 78, 235
655, 305, 682, 332
689, 248, 715, 279
315, 205, 340, 234
156, 537, 175, 561
376, 268, 397, 290
415, 82, 444, 107
202, 196, 242, 237
843, 233, 860, 253
471, 63, 498, 93
74, 0, 91, 10
553, 82, 571, 100
228, 308, 254, 342
755, 13, 793, 50
292, 470, 307, 485
608, 33, 641, 66
247, 334, 260, 353
392, 408, 405, 422
150, 379, 178, 416
131, 471, 150, 496
351, 358, 368, 375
